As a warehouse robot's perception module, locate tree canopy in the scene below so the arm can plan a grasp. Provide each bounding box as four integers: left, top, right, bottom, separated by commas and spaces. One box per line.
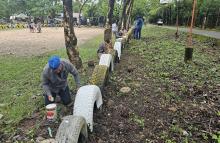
0, 0, 219, 28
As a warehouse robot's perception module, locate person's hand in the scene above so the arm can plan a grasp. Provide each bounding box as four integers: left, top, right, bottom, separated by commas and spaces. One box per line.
48, 95, 54, 102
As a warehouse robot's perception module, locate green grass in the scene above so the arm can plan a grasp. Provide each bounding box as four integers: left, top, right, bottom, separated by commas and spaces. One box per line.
0, 34, 103, 133
130, 25, 220, 100
129, 25, 220, 142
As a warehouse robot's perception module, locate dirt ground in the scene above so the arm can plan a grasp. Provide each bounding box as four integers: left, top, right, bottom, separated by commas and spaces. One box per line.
0, 27, 103, 56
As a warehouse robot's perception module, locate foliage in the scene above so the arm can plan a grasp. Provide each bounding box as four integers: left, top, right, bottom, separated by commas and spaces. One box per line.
130, 113, 145, 127
212, 132, 220, 143
142, 0, 220, 28
0, 0, 63, 18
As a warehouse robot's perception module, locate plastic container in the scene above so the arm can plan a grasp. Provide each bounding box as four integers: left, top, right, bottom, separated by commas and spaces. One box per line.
46, 103, 57, 121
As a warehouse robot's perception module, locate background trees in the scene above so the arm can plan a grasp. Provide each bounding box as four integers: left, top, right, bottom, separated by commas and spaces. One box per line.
0, 0, 219, 29
144, 0, 220, 28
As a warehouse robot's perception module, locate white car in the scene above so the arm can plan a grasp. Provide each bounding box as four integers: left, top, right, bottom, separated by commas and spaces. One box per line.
157, 19, 163, 26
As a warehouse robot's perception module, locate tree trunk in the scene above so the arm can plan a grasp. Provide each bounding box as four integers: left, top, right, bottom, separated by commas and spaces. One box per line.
202, 11, 207, 30
79, 0, 89, 27
175, 0, 179, 39
118, 0, 130, 30
185, 0, 197, 62
125, 0, 134, 30
104, 0, 115, 43
216, 8, 220, 27
63, 0, 82, 69
106, 0, 115, 28
122, 0, 131, 30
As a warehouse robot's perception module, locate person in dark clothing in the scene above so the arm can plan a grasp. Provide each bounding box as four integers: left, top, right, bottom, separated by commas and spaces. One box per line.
97, 42, 107, 58
41, 56, 80, 106
134, 17, 144, 39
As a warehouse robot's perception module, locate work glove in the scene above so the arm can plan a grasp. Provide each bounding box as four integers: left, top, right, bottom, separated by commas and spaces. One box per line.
48, 95, 54, 102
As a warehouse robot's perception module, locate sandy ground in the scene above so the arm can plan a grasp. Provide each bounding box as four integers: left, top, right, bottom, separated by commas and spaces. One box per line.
0, 27, 104, 56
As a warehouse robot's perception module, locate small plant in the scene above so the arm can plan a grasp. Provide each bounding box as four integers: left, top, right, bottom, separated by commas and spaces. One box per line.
165, 139, 176, 143
130, 113, 145, 127
170, 125, 183, 134
212, 132, 220, 143
217, 111, 220, 116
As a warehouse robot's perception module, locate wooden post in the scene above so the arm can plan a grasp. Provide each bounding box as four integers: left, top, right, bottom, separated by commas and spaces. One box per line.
175, 0, 179, 39
185, 0, 196, 62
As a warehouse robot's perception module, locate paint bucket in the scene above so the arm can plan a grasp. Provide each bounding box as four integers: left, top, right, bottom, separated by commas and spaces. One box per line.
46, 103, 57, 121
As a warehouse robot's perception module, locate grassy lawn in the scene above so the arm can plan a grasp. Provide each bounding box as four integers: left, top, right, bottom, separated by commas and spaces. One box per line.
0, 34, 103, 134
133, 25, 220, 88
128, 25, 220, 142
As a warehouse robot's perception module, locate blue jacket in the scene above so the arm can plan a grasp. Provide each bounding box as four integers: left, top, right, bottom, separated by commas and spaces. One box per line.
136, 18, 144, 29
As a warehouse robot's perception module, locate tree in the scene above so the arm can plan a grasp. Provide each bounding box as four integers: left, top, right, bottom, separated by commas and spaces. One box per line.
63, 0, 82, 69
119, 0, 130, 30
106, 0, 115, 28
125, 0, 134, 30
76, 0, 89, 26
104, 0, 115, 43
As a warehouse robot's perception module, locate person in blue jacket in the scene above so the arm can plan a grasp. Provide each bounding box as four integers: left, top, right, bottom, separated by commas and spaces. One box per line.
134, 16, 144, 40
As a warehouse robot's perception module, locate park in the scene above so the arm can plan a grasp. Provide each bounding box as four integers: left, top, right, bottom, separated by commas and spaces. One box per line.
0, 0, 220, 143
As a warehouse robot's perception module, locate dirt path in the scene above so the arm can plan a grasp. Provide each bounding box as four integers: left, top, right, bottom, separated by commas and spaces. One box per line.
0, 27, 104, 56
161, 25, 220, 39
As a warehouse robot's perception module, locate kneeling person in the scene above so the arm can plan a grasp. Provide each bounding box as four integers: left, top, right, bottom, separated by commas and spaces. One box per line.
41, 56, 80, 106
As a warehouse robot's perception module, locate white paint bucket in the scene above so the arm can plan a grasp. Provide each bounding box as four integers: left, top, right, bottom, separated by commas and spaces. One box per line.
46, 103, 57, 121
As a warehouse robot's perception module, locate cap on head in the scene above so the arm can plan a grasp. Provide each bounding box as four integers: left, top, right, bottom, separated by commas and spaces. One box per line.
48, 55, 60, 70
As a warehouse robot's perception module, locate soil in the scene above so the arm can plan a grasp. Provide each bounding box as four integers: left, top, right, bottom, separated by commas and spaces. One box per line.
0, 27, 103, 56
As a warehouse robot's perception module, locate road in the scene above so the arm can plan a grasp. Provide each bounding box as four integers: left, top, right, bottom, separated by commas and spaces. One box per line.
161, 26, 220, 39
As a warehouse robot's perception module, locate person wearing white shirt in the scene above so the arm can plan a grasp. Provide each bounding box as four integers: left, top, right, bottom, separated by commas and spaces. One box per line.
112, 22, 118, 38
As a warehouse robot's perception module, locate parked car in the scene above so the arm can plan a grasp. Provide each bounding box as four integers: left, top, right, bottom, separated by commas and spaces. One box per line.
157, 19, 163, 26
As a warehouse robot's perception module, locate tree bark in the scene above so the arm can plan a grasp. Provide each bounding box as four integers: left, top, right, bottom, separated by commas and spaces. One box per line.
63, 0, 82, 69
79, 0, 89, 27
104, 0, 115, 43
118, 0, 130, 30
125, 0, 134, 30
122, 0, 131, 30
216, 8, 220, 27
202, 10, 208, 30
175, 0, 179, 39
185, 0, 197, 62
106, 0, 115, 28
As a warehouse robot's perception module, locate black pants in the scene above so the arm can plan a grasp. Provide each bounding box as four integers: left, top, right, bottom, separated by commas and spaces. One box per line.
44, 86, 71, 106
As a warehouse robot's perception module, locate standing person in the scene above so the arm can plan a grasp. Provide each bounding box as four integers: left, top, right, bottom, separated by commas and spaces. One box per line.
112, 21, 118, 38
36, 19, 41, 33
133, 19, 138, 39
41, 56, 80, 106
87, 18, 90, 26
135, 17, 144, 39
28, 21, 33, 33
31, 21, 35, 33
